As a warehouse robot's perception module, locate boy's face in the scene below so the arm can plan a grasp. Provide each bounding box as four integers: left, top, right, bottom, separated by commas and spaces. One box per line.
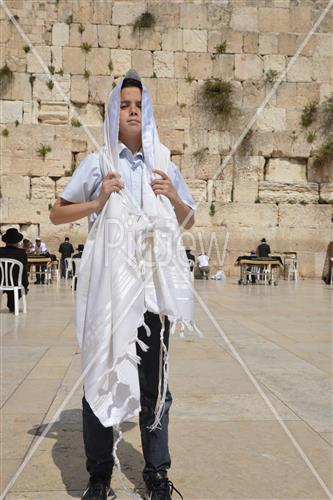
119, 86, 142, 140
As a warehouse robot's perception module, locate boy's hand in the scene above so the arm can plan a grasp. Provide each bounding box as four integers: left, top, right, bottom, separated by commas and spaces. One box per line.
151, 169, 181, 205
96, 172, 124, 210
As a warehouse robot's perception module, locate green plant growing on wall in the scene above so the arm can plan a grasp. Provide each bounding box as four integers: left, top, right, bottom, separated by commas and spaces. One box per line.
71, 117, 81, 127
57, 69, 64, 76
78, 23, 85, 34
193, 147, 209, 162
36, 144, 51, 160
133, 11, 156, 32
264, 69, 279, 84
48, 65, 55, 75
29, 75, 35, 87
0, 64, 14, 95
83, 69, 90, 79
209, 202, 215, 216
179, 103, 187, 109
215, 41, 227, 54
23, 45, 30, 53
47, 79, 54, 90
186, 74, 194, 83
2, 128, 9, 137
320, 95, 333, 131
108, 60, 113, 72
313, 133, 333, 167
306, 131, 316, 144
64, 164, 76, 176
80, 42, 92, 53
202, 79, 234, 117
301, 101, 318, 128
65, 15, 73, 25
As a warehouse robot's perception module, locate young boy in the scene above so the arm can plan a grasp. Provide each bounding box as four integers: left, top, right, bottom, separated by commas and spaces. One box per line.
50, 69, 195, 500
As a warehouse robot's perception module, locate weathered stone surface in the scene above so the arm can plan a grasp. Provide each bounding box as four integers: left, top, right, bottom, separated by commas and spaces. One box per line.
212, 54, 234, 81
132, 50, 153, 77
1, 175, 30, 199
88, 76, 112, 104
263, 54, 285, 73
110, 49, 131, 77
186, 180, 207, 203
243, 33, 259, 54
157, 79, 177, 105
287, 56, 312, 83
233, 180, 259, 203
55, 176, 71, 197
256, 108, 286, 132
112, 1, 145, 26
320, 183, 333, 204
161, 28, 183, 52
259, 33, 278, 55
258, 8, 291, 33
235, 54, 263, 81
231, 7, 258, 32
139, 29, 162, 51
38, 101, 69, 125
153, 51, 174, 78
175, 53, 188, 78
215, 204, 279, 228
31, 176, 55, 199
63, 47, 85, 74
27, 46, 51, 73
81, 24, 98, 47
72, 104, 103, 127
278, 204, 332, 228
259, 181, 319, 204
208, 130, 231, 154
188, 53, 213, 80
266, 158, 307, 183
194, 154, 222, 181
52, 23, 69, 46
0, 100, 23, 123
119, 26, 139, 50
208, 29, 243, 54
86, 48, 111, 76
183, 29, 207, 53
212, 180, 233, 204
97, 25, 119, 48
180, 3, 207, 29
234, 156, 265, 182
71, 75, 89, 104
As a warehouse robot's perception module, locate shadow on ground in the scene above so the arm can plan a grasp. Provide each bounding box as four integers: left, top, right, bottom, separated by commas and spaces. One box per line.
29, 409, 146, 498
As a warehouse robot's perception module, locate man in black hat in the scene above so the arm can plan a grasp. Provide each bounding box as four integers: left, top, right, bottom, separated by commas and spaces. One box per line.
0, 228, 29, 313
257, 238, 271, 258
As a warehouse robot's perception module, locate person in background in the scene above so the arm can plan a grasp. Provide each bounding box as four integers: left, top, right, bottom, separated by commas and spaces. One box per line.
58, 236, 75, 278
257, 238, 271, 257
0, 228, 29, 313
33, 237, 48, 284
185, 247, 195, 272
73, 244, 84, 259
197, 252, 210, 279
22, 238, 34, 254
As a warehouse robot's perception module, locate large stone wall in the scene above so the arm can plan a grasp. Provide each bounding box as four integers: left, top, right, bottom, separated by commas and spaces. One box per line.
0, 0, 332, 277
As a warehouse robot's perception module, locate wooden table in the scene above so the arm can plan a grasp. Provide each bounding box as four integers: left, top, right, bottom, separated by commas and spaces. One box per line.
235, 256, 283, 286
27, 257, 52, 283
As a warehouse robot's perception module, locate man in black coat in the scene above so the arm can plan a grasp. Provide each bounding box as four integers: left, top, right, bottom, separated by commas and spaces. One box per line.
58, 236, 74, 278
257, 238, 271, 257
0, 228, 29, 313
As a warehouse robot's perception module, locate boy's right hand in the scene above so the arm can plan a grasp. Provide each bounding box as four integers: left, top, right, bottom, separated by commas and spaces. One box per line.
96, 172, 124, 211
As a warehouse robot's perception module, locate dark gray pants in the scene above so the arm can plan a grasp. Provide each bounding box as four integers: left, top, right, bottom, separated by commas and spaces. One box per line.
82, 312, 172, 483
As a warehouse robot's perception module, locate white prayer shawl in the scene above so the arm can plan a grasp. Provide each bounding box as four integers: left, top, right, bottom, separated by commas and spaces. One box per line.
76, 76, 195, 428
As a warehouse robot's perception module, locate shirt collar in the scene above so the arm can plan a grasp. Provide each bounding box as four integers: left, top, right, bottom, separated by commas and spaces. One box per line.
118, 141, 143, 162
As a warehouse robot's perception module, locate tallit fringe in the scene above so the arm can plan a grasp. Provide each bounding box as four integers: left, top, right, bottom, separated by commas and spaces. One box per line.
170, 319, 204, 338
112, 425, 141, 499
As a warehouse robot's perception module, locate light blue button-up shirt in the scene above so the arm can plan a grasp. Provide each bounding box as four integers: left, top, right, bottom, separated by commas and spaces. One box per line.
61, 142, 195, 229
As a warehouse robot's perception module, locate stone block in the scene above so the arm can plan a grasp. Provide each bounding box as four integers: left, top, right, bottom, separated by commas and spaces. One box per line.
312, 58, 333, 84
112, 1, 145, 26
242, 81, 265, 108
97, 25, 119, 49
234, 156, 265, 182
161, 28, 183, 52
208, 130, 231, 154
71, 75, 89, 104
180, 3, 207, 29
208, 29, 243, 54
139, 29, 161, 51
266, 158, 307, 183
144, 78, 157, 104
183, 29, 207, 53
110, 49, 132, 77
4, 198, 53, 224
258, 8, 291, 32
320, 183, 333, 203
2, 72, 31, 101
38, 101, 69, 125
188, 53, 213, 80
51, 46, 62, 73
71, 138, 87, 153
86, 48, 111, 76
186, 180, 207, 202
119, 26, 139, 50
82, 24, 98, 47
287, 56, 312, 83
263, 54, 285, 73
314, 34, 333, 58
153, 51, 174, 78
73, 103, 103, 127
159, 127, 184, 155
175, 53, 188, 79
27, 46, 51, 73
215, 204, 278, 229
33, 74, 70, 102
154, 3, 180, 29
157, 79, 177, 105
290, 7, 312, 33
132, 50, 153, 77
243, 32, 259, 54
177, 79, 198, 106
259, 33, 278, 55
69, 24, 82, 47
278, 204, 332, 228
256, 108, 286, 132
276, 82, 296, 108
55, 176, 71, 197
193, 154, 221, 181
31, 176, 55, 199
259, 181, 319, 204
213, 180, 233, 204
278, 33, 297, 56
88, 76, 112, 104
308, 159, 332, 184
63, 47, 85, 75
235, 54, 263, 81
0, 100, 23, 124
231, 7, 258, 32
52, 23, 69, 46
0, 175, 30, 199
211, 54, 234, 81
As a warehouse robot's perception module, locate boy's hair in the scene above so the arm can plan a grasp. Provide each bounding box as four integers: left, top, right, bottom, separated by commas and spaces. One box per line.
121, 78, 142, 90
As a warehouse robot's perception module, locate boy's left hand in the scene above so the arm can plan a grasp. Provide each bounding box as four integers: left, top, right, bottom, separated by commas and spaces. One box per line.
151, 169, 180, 205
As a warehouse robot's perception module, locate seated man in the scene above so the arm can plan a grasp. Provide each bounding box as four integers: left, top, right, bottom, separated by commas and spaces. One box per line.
33, 237, 49, 284
197, 253, 210, 280
257, 238, 271, 257
73, 244, 84, 259
0, 228, 29, 313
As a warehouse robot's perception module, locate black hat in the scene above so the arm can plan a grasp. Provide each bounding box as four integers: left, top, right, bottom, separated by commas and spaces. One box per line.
2, 228, 23, 244
77, 244, 84, 251
261, 238, 266, 242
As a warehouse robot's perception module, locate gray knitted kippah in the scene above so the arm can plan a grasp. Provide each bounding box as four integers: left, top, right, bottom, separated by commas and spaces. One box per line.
123, 68, 141, 82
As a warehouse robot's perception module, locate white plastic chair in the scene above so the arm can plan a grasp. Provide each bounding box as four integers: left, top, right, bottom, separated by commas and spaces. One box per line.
0, 258, 27, 315
188, 259, 194, 281
287, 257, 298, 281
72, 258, 81, 291
65, 257, 73, 280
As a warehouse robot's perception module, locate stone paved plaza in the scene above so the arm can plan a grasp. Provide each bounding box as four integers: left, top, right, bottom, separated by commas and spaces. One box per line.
1, 278, 332, 499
